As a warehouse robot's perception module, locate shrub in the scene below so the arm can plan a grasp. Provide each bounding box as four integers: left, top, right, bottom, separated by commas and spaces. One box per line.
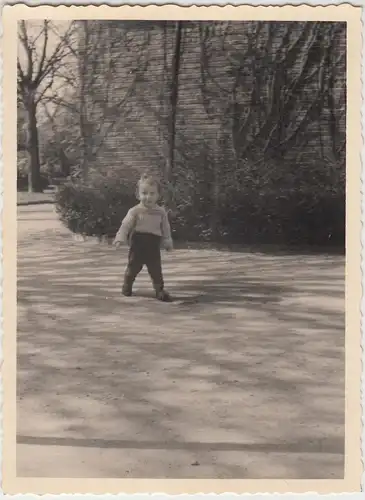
55, 177, 136, 237
17, 153, 51, 192
214, 188, 345, 247
171, 185, 345, 248
55, 170, 345, 250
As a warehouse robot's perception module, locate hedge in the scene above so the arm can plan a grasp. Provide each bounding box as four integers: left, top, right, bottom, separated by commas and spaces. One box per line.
55, 178, 136, 237
55, 176, 345, 249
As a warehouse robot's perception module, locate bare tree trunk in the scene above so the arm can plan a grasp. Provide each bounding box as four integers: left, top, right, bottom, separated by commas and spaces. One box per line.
158, 22, 169, 173
59, 149, 71, 177
211, 135, 220, 241
25, 93, 42, 192
17, 20, 76, 190
79, 21, 90, 183
165, 21, 182, 207
317, 86, 325, 160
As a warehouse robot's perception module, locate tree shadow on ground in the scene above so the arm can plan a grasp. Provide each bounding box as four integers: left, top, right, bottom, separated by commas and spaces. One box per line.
16, 230, 345, 479
174, 240, 345, 256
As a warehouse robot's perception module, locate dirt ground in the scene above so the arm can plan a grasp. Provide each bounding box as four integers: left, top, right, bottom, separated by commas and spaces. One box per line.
16, 204, 345, 479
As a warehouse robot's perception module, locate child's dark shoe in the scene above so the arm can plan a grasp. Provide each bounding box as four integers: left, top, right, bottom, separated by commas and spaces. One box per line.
156, 289, 173, 302
122, 286, 132, 297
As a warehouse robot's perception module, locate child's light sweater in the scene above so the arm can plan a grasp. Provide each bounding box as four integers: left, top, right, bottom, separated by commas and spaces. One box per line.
114, 204, 173, 250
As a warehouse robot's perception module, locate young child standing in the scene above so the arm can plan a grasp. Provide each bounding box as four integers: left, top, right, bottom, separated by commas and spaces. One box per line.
113, 174, 173, 302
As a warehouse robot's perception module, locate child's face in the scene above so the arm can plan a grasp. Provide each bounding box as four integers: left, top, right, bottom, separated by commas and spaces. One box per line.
138, 182, 159, 208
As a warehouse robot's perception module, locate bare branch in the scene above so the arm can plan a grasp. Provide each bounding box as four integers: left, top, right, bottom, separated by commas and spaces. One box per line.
17, 58, 25, 81
42, 95, 79, 114
90, 74, 140, 158
33, 20, 49, 84
32, 22, 76, 86
35, 75, 55, 105
18, 20, 34, 80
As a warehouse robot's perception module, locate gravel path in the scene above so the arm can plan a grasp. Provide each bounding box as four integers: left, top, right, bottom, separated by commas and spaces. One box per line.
17, 204, 345, 479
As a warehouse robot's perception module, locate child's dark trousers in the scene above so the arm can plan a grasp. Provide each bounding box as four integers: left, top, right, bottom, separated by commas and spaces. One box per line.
123, 232, 164, 293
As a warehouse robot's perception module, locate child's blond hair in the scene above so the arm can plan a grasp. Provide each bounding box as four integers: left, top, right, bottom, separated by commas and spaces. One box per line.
137, 173, 161, 196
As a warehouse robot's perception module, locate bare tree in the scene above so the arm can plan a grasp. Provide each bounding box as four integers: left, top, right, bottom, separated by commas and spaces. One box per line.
45, 20, 151, 182
17, 20, 76, 191
40, 100, 76, 178
198, 20, 346, 175
164, 21, 182, 208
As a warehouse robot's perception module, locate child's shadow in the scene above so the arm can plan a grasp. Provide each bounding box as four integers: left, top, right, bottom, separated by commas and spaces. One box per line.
173, 282, 285, 306
123, 290, 203, 306
172, 294, 203, 306
123, 282, 284, 307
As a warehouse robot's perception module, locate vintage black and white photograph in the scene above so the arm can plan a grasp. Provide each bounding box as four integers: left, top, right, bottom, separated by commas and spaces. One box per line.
7, 4, 361, 489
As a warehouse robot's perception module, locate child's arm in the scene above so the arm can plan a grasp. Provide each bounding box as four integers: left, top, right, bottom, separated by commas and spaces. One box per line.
113, 208, 136, 246
161, 208, 173, 251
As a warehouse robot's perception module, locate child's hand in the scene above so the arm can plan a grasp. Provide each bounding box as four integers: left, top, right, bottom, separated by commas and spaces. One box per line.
114, 241, 122, 249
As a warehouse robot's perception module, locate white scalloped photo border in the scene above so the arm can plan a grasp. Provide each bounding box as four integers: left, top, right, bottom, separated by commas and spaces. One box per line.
0, 1, 363, 497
